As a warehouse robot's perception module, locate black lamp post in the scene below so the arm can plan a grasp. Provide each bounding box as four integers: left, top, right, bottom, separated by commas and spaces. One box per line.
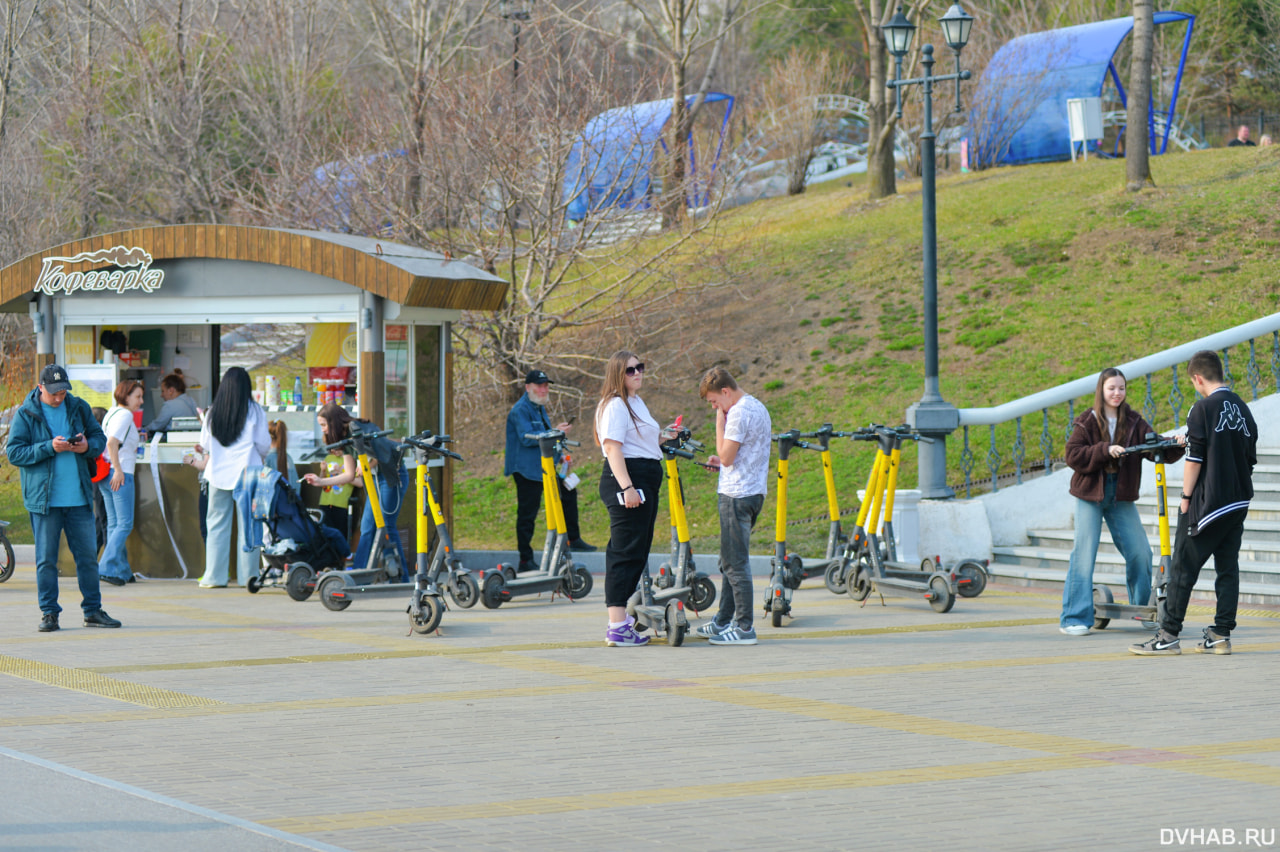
499, 0, 534, 85
883, 3, 973, 499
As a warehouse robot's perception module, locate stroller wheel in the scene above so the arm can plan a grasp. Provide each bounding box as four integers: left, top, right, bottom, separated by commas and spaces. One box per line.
286, 563, 315, 602
246, 576, 262, 594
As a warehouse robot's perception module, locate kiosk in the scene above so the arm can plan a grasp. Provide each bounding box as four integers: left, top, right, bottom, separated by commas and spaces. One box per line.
0, 225, 507, 578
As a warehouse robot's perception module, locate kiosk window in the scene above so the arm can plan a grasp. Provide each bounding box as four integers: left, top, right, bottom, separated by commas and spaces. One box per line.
385, 324, 410, 437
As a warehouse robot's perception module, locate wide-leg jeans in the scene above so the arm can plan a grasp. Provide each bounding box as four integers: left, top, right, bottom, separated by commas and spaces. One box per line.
1061, 473, 1151, 628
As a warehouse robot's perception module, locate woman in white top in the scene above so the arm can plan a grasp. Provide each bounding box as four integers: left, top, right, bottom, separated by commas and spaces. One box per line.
595, 350, 665, 647
193, 366, 270, 588
98, 380, 145, 586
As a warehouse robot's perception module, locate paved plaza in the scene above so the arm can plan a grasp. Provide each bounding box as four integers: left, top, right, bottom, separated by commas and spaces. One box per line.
2, 559, 1278, 852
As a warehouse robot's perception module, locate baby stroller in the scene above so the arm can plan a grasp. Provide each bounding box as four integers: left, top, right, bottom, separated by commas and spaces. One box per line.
238, 466, 349, 601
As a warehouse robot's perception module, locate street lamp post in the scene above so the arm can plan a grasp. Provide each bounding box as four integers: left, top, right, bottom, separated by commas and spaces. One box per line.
883, 3, 974, 499
499, 0, 534, 85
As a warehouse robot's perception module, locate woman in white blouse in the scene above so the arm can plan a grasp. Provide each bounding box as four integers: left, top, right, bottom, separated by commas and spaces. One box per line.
595, 351, 666, 647
192, 366, 269, 588
98, 380, 145, 586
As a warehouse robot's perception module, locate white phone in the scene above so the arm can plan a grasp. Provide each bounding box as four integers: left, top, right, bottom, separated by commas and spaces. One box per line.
616, 488, 645, 505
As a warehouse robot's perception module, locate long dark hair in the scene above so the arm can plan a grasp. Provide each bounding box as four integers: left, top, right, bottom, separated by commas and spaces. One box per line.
269, 420, 289, 477
1091, 367, 1132, 427
594, 350, 642, 446
209, 366, 253, 447
318, 402, 354, 445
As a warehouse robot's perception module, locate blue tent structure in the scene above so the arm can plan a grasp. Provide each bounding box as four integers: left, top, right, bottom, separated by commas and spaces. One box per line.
972, 12, 1195, 167
563, 93, 735, 221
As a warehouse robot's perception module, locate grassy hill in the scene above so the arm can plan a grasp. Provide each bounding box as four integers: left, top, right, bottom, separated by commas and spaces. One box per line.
452, 145, 1280, 556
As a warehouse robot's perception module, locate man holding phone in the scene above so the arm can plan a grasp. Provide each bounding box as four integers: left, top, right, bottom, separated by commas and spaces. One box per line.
6, 364, 121, 633
504, 369, 595, 572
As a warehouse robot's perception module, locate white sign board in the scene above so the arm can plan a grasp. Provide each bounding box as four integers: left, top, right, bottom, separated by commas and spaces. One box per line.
1067, 97, 1104, 162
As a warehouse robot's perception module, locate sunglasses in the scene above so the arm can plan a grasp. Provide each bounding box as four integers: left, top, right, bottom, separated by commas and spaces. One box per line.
625, 363, 646, 377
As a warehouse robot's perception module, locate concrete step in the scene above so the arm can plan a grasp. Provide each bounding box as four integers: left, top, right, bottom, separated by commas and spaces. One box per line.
991, 544, 1280, 587
986, 559, 1280, 606
1026, 528, 1280, 562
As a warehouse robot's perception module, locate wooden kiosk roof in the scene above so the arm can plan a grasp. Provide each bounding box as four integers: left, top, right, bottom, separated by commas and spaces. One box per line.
0, 225, 508, 312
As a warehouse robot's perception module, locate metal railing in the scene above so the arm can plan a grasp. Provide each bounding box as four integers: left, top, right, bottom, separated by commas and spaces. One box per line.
953, 313, 1280, 497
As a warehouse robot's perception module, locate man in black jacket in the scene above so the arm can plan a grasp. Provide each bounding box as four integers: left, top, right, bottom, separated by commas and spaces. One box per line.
1132, 351, 1256, 656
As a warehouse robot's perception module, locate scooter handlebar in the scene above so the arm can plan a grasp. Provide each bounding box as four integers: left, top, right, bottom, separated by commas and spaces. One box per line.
1118, 432, 1183, 456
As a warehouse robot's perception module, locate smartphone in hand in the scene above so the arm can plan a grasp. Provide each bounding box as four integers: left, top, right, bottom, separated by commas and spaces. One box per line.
67, 434, 84, 446
616, 488, 645, 505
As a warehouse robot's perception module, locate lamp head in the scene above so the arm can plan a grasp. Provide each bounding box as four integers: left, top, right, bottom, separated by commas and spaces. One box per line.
939, 3, 974, 52
882, 6, 916, 58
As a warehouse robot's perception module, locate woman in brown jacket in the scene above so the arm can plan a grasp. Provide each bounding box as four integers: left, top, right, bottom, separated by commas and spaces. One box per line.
1060, 368, 1183, 635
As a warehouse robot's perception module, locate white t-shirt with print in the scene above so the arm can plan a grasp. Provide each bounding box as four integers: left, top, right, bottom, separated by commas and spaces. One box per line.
595, 395, 662, 460
718, 394, 771, 498
103, 406, 140, 475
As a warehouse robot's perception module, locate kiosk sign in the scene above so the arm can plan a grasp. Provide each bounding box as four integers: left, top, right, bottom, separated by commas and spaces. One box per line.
34, 245, 164, 296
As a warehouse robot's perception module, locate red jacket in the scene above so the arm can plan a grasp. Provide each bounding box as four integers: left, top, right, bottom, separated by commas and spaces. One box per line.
1065, 405, 1183, 503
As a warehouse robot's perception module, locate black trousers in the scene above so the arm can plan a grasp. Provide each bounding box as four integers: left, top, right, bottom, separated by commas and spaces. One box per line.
513, 473, 581, 563
1163, 509, 1245, 636
598, 458, 663, 608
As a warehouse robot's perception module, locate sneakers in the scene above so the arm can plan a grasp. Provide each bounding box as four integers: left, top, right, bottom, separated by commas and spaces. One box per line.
695, 620, 728, 639
516, 559, 539, 573
1194, 627, 1232, 655
1059, 624, 1091, 636
197, 581, 226, 588
605, 623, 650, 647
568, 538, 598, 553
100, 575, 127, 587
84, 610, 122, 628
38, 613, 59, 633
709, 624, 758, 645
1130, 630, 1181, 655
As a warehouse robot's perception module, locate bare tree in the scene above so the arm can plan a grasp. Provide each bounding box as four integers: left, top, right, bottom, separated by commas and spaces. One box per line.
1126, 0, 1153, 190
0, 0, 42, 142
758, 49, 851, 195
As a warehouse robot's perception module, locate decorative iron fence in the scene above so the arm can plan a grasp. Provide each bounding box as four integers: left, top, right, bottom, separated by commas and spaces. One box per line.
952, 313, 1280, 497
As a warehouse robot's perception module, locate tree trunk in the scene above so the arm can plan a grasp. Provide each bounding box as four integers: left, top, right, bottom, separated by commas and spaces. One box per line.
662, 0, 688, 229
1125, 0, 1154, 192
865, 1, 897, 200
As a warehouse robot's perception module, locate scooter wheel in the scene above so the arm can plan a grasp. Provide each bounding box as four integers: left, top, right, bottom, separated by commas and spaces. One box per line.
566, 565, 593, 600
824, 561, 847, 595
286, 563, 315, 602
501, 564, 518, 582
928, 575, 955, 613
481, 573, 506, 609
450, 571, 480, 609
0, 534, 14, 583
408, 596, 443, 634
955, 560, 988, 599
771, 605, 784, 628
665, 600, 687, 646
1091, 584, 1114, 630
319, 574, 352, 611
690, 575, 716, 612
246, 576, 262, 594
848, 565, 873, 602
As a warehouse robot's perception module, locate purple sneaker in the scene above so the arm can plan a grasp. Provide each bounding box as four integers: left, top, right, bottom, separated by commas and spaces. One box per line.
605, 623, 650, 647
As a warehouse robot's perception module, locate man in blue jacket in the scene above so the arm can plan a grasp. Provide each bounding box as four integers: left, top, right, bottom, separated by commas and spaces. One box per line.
504, 369, 595, 572
6, 364, 122, 633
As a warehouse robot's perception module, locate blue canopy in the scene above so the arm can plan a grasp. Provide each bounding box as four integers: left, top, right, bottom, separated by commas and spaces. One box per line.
973, 12, 1194, 166
564, 93, 734, 221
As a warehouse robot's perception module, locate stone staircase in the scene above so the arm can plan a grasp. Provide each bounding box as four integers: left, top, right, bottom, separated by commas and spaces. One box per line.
988, 449, 1280, 605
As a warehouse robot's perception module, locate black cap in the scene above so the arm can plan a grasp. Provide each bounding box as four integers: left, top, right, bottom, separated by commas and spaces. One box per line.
39, 364, 72, 394
524, 370, 553, 385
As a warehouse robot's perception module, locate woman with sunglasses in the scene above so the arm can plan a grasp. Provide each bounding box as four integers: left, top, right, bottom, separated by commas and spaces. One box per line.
594, 352, 665, 647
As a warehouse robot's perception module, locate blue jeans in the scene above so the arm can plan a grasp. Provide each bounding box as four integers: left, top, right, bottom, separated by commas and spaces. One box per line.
32, 504, 102, 616
1061, 473, 1152, 628
97, 474, 135, 582
202, 485, 259, 586
353, 466, 408, 580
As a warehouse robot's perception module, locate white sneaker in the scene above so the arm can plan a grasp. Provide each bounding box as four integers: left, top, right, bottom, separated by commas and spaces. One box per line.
1059, 624, 1091, 636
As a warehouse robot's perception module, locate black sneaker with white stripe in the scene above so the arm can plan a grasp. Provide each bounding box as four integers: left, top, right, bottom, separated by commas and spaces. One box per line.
1130, 630, 1180, 656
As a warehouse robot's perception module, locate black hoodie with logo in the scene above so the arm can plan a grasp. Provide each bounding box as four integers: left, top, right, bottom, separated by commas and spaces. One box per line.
1184, 386, 1257, 535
